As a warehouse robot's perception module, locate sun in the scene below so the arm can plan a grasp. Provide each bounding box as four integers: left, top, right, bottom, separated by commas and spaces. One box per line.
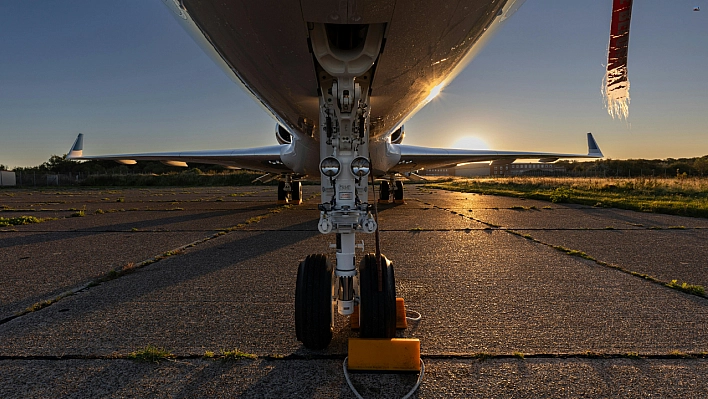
452, 136, 489, 150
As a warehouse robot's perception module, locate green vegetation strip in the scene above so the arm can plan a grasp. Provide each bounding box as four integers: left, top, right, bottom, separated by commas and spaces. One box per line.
0, 215, 54, 227
428, 177, 708, 218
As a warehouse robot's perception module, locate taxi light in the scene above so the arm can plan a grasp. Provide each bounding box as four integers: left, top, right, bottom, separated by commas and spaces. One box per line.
320, 157, 341, 177
350, 157, 371, 177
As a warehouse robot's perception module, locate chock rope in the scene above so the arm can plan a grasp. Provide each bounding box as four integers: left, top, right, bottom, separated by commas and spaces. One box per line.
343, 357, 425, 399
405, 310, 422, 322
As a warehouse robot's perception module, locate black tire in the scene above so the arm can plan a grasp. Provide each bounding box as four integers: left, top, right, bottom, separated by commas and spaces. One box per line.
379, 181, 390, 202
393, 181, 404, 201
277, 181, 288, 202
359, 254, 396, 338
291, 181, 302, 202
295, 254, 333, 349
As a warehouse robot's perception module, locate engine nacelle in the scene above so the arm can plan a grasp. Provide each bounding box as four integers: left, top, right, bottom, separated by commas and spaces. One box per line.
275, 124, 292, 144
390, 125, 405, 144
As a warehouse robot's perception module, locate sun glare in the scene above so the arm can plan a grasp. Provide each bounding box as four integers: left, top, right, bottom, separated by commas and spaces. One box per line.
453, 136, 489, 150
424, 83, 445, 103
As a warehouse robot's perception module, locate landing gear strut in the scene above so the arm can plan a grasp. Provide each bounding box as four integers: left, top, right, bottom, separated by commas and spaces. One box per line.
295, 22, 395, 349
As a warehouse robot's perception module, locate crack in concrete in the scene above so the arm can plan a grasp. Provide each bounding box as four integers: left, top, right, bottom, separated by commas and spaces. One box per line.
0, 353, 705, 362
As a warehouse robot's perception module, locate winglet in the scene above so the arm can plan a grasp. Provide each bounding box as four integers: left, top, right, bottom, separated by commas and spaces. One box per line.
67, 134, 84, 159
587, 133, 603, 157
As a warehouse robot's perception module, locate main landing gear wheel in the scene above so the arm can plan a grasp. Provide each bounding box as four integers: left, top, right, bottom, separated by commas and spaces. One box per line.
393, 180, 404, 203
359, 254, 396, 338
379, 181, 390, 203
291, 181, 302, 204
277, 181, 288, 204
295, 254, 334, 349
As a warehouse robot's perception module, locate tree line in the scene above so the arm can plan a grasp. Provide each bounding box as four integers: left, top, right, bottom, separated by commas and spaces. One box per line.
556, 156, 708, 178
9, 154, 230, 175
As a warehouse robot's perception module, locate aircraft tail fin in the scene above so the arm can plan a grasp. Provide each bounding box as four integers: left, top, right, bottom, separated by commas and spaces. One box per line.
587, 133, 603, 157
67, 134, 84, 159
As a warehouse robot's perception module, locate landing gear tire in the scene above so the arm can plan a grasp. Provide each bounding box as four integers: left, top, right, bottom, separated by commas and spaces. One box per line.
295, 254, 333, 349
379, 181, 390, 203
359, 254, 396, 338
393, 181, 404, 203
277, 181, 288, 204
291, 181, 302, 204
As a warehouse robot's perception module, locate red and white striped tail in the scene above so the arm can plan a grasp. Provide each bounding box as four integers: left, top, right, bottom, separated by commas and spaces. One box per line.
604, 0, 633, 120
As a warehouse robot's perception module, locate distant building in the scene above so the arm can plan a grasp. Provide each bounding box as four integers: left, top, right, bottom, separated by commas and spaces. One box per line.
417, 162, 491, 177
416, 161, 565, 177
491, 162, 565, 176
0, 171, 16, 186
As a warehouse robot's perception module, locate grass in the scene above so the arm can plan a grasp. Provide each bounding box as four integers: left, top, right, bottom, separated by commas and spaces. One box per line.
23, 292, 73, 313
127, 345, 175, 363
70, 210, 85, 217
220, 348, 257, 360
428, 177, 708, 218
551, 246, 596, 261
666, 280, 705, 296
0, 215, 47, 227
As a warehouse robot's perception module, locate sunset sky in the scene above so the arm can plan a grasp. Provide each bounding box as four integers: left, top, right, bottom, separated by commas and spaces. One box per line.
1, 1, 706, 168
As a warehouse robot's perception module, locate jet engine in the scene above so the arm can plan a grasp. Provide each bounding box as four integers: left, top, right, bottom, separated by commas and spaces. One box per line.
390, 126, 405, 144
276, 124, 292, 144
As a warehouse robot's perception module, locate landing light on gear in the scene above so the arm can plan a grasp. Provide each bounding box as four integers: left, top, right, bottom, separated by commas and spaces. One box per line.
350, 157, 371, 177
320, 157, 341, 177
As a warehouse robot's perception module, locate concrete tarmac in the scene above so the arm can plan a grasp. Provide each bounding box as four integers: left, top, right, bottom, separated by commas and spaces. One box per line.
1, 186, 707, 398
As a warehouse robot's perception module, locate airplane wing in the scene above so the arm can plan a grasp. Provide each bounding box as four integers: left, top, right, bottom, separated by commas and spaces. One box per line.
389, 133, 603, 173
65, 134, 292, 174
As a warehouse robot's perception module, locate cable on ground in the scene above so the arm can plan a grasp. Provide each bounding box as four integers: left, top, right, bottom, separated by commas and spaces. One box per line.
343, 357, 425, 399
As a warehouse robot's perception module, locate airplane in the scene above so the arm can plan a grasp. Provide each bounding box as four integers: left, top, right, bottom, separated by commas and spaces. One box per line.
66, 0, 604, 349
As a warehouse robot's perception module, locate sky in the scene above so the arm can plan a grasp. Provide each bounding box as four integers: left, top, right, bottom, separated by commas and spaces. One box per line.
0, 1, 707, 168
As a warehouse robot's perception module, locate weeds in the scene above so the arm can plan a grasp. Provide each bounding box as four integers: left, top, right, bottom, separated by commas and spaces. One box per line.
666, 280, 705, 296
127, 345, 175, 363
0, 215, 45, 227
220, 349, 257, 360
552, 246, 595, 261
22, 291, 74, 314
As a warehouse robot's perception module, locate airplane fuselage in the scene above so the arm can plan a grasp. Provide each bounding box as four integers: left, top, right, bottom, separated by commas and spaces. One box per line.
166, 0, 524, 146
